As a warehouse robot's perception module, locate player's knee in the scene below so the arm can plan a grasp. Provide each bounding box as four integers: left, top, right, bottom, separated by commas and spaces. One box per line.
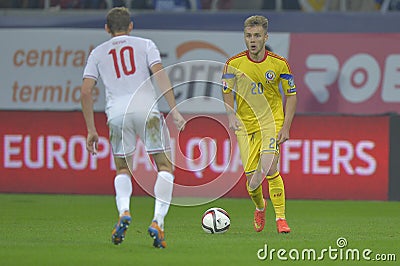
158, 165, 173, 173
116, 168, 131, 177
152, 152, 173, 172
266, 168, 276, 177
247, 178, 260, 192
260, 167, 269, 177
155, 160, 173, 173
265, 162, 278, 177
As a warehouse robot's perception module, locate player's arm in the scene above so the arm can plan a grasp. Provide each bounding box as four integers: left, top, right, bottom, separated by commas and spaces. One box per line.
278, 94, 297, 144
80, 77, 98, 154
150, 62, 185, 131
222, 91, 240, 131
222, 73, 241, 131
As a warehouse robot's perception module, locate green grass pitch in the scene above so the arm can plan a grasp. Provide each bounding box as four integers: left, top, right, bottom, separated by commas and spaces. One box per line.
0, 194, 399, 266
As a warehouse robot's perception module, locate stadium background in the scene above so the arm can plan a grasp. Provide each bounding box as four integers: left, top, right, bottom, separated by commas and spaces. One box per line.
1, 6, 399, 202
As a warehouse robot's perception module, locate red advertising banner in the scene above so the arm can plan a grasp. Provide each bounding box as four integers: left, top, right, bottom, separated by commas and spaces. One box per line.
289, 33, 400, 114
0, 111, 114, 195
0, 111, 389, 200
282, 115, 389, 200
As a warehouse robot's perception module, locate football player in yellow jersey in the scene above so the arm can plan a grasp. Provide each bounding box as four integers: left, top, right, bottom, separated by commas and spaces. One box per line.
222, 15, 297, 233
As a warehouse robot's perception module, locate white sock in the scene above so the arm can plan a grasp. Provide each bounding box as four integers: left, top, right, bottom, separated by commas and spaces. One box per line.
114, 174, 132, 216
153, 171, 174, 230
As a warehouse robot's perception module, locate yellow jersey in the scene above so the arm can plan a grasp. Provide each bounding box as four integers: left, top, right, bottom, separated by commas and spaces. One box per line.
222, 50, 296, 134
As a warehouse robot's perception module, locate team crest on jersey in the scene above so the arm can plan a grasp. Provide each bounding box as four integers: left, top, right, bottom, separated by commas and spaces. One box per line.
288, 77, 295, 87
265, 70, 276, 83
222, 80, 228, 91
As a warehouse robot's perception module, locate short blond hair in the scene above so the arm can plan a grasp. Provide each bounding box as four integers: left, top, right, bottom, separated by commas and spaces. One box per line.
106, 7, 131, 35
244, 15, 269, 33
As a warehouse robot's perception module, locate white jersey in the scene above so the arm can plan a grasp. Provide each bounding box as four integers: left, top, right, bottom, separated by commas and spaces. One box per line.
83, 35, 162, 121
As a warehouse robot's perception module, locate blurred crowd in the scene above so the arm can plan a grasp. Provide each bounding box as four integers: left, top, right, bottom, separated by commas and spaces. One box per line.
2, 0, 400, 11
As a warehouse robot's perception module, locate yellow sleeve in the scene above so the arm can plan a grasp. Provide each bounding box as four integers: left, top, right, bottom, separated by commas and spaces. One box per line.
221, 63, 236, 94
279, 60, 296, 96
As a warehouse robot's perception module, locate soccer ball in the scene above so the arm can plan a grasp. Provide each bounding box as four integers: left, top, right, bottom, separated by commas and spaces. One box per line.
201, 207, 230, 234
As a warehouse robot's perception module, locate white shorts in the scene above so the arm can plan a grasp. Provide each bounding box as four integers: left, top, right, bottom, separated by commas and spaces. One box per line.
108, 110, 171, 158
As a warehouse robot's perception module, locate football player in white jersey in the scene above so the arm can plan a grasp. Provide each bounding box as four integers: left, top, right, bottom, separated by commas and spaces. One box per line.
80, 7, 185, 249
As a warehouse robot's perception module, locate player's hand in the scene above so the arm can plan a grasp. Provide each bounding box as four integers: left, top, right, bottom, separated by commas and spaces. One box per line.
171, 110, 186, 131
277, 127, 290, 144
228, 113, 241, 131
86, 131, 99, 155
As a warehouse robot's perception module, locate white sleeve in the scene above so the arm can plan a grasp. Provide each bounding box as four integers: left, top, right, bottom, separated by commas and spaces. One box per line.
147, 40, 162, 68
83, 51, 99, 81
